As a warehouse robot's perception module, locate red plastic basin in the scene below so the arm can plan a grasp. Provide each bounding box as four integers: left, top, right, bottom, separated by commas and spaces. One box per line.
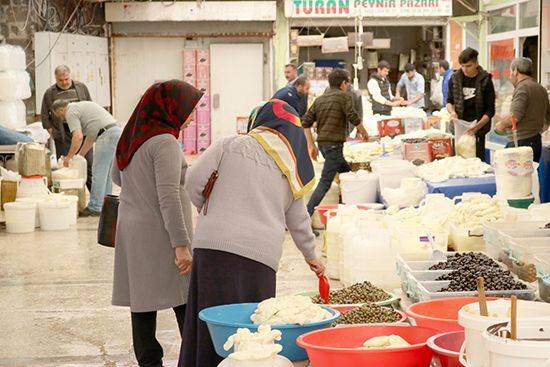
427, 331, 465, 367
296, 324, 438, 367
406, 297, 497, 333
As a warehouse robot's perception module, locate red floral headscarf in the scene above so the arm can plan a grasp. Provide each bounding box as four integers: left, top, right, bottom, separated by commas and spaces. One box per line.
116, 80, 203, 170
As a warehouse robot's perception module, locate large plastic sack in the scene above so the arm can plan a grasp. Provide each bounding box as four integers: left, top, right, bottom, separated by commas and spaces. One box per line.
456, 134, 476, 158
0, 45, 26, 71
0, 71, 31, 100
0, 100, 26, 130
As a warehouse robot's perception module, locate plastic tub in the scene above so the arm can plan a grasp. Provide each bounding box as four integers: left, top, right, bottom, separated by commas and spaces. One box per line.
198, 303, 340, 362
427, 331, 465, 367
51, 194, 79, 225
38, 201, 72, 231
482, 320, 550, 367
415, 281, 537, 302
297, 290, 400, 308
296, 324, 437, 367
16, 197, 45, 227
4, 202, 36, 233
406, 297, 496, 333
370, 159, 415, 191
459, 299, 550, 367
449, 223, 485, 252
339, 172, 379, 204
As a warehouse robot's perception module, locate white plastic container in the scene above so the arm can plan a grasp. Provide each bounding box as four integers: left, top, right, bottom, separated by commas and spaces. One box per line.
458, 300, 550, 367
38, 201, 72, 231
482, 320, 550, 367
339, 171, 379, 204
16, 197, 46, 227
16, 176, 49, 198
449, 222, 485, 252
370, 158, 415, 191
50, 194, 79, 225
218, 355, 293, 367
494, 147, 534, 199
4, 202, 36, 233
395, 225, 449, 261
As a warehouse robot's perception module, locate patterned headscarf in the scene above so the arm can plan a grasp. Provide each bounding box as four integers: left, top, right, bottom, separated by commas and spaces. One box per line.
116, 80, 203, 170
248, 99, 315, 199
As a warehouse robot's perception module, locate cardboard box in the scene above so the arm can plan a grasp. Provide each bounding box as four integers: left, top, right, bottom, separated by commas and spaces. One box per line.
187, 111, 197, 127
183, 64, 196, 81
197, 79, 210, 94
197, 64, 209, 80
196, 110, 210, 125
197, 95, 211, 111
197, 124, 210, 139
183, 139, 197, 155
377, 118, 403, 137
183, 49, 197, 66
428, 136, 453, 160
196, 49, 210, 65
184, 125, 197, 140
197, 137, 211, 152
403, 141, 432, 165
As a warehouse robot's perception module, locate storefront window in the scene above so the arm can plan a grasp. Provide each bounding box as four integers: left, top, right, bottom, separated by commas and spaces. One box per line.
519, 0, 539, 29
489, 5, 516, 34
489, 39, 515, 114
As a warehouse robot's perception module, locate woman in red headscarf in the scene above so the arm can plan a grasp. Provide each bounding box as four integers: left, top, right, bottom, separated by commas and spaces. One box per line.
111, 80, 203, 367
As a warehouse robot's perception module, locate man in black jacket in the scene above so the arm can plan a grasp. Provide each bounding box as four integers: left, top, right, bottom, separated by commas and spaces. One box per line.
41, 65, 93, 190
447, 48, 496, 162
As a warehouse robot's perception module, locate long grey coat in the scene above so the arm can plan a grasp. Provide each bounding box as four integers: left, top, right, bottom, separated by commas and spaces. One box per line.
111, 134, 192, 313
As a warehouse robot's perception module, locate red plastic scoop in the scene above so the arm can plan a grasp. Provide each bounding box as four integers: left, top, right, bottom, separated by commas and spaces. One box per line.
318, 274, 330, 304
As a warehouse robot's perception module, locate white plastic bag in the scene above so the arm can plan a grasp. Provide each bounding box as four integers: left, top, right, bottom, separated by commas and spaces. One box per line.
0, 100, 26, 129
456, 134, 476, 158
382, 178, 427, 208
0, 71, 31, 100
0, 44, 26, 71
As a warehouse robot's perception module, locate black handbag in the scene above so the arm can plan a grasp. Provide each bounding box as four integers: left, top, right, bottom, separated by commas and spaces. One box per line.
97, 195, 119, 248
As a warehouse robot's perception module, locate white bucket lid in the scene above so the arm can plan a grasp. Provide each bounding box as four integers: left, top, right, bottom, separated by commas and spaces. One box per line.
39, 200, 72, 208
4, 202, 37, 210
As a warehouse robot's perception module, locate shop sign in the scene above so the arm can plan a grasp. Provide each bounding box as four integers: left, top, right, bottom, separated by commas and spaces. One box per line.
285, 0, 453, 18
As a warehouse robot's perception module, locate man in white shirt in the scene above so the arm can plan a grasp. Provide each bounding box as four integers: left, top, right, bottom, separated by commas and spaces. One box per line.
396, 63, 426, 109
52, 100, 122, 216
367, 61, 404, 115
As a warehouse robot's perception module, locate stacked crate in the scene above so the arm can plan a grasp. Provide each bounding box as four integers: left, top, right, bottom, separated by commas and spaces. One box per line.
182, 48, 212, 155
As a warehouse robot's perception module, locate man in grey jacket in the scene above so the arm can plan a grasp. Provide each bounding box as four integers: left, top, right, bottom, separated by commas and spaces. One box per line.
41, 65, 93, 190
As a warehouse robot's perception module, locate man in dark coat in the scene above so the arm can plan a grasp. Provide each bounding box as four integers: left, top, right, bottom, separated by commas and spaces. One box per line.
41, 65, 94, 190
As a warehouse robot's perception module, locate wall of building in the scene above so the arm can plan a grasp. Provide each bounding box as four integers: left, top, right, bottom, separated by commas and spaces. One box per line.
0, 0, 106, 122
542, 0, 550, 89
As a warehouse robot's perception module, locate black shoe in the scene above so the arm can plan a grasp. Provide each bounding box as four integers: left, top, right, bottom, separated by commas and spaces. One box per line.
80, 207, 101, 217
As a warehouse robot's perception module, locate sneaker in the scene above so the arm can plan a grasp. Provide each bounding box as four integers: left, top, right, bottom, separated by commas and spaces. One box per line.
80, 207, 101, 217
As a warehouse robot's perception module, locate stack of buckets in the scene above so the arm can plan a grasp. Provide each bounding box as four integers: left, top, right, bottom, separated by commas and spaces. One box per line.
458, 299, 550, 367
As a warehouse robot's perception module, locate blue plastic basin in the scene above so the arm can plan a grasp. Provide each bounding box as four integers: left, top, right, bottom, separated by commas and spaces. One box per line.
198, 302, 340, 361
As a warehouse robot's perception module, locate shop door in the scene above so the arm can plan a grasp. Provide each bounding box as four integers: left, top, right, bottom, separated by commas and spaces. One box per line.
210, 44, 264, 141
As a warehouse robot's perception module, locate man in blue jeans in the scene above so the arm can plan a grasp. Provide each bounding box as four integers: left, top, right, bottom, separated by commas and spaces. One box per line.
52, 99, 122, 217
302, 68, 369, 216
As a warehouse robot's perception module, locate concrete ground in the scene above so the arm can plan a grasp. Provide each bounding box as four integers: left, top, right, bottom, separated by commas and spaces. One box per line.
0, 217, 328, 367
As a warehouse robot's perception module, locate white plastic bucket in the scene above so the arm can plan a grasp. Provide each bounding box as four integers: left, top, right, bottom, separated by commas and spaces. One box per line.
482, 320, 550, 367
38, 201, 72, 231
458, 299, 550, 367
16, 176, 49, 198
16, 197, 46, 227
370, 159, 415, 191
339, 171, 379, 204
4, 202, 36, 233
50, 194, 79, 225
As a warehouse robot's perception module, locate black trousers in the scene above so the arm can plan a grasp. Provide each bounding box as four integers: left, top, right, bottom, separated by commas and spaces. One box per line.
179, 249, 276, 367
54, 136, 93, 191
131, 304, 187, 367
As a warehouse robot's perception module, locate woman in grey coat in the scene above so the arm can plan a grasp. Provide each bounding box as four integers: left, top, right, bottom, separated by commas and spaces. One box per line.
112, 80, 203, 367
